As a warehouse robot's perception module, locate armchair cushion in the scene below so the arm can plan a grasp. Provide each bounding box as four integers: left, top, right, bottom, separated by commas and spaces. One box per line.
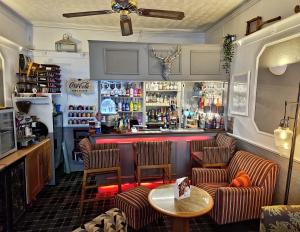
260, 205, 300, 232
196, 182, 228, 199
190, 139, 216, 152
229, 170, 252, 187
202, 147, 231, 165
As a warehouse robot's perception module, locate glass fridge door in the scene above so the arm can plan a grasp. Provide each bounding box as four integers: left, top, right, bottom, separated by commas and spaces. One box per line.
0, 110, 16, 156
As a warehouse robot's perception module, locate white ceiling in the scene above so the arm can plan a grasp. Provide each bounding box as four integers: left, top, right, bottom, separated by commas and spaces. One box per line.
2, 0, 247, 31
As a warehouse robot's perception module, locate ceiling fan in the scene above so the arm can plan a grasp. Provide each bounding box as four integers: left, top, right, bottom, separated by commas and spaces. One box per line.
62, 0, 185, 36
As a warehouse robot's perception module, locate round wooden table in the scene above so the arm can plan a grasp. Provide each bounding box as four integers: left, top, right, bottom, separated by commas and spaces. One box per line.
148, 184, 213, 232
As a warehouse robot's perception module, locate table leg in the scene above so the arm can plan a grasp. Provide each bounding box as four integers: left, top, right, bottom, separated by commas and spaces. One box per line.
171, 217, 190, 232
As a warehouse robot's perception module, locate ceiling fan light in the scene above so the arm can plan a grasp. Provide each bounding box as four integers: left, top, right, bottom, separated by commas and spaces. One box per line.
120, 15, 133, 36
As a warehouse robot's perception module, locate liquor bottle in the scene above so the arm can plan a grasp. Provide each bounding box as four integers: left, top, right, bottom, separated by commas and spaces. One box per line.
130, 84, 134, 98
153, 110, 157, 121
138, 83, 142, 97
129, 99, 134, 112
212, 115, 217, 129
200, 97, 204, 109
158, 82, 162, 90
157, 110, 162, 122
220, 115, 225, 129
126, 83, 130, 96
216, 114, 221, 129
137, 100, 141, 111
122, 100, 126, 112
118, 100, 122, 112
125, 100, 129, 111
134, 83, 138, 97
133, 99, 137, 111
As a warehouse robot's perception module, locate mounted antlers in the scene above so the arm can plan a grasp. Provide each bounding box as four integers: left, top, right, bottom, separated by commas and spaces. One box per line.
151, 45, 181, 81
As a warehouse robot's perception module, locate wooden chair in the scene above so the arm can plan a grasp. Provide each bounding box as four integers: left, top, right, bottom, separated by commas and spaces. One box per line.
79, 138, 121, 216
190, 133, 236, 168
133, 141, 172, 185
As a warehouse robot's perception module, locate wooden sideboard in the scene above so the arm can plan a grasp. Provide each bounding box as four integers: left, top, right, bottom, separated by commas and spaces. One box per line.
0, 139, 52, 204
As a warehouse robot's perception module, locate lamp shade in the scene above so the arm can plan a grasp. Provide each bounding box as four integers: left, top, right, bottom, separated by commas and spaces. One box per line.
274, 126, 293, 156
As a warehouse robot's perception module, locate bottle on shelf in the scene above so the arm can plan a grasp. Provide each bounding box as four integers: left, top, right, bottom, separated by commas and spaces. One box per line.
133, 99, 137, 111
137, 100, 141, 111
133, 83, 138, 97
118, 100, 122, 112
138, 83, 142, 97
130, 84, 134, 98
122, 100, 126, 112
126, 83, 130, 96
129, 99, 134, 112
125, 100, 129, 111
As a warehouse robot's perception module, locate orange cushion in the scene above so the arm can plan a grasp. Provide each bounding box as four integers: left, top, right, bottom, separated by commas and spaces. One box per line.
229, 170, 252, 187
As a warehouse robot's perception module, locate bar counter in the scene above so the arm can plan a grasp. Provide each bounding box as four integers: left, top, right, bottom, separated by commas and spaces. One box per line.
90, 129, 224, 181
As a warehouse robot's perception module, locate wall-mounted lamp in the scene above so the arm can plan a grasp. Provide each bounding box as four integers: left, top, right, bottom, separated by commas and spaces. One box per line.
275, 83, 300, 204
269, 64, 288, 75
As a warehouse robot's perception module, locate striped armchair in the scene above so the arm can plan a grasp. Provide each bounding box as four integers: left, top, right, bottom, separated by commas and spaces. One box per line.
190, 133, 236, 167
192, 151, 279, 224
134, 141, 172, 185
79, 138, 122, 216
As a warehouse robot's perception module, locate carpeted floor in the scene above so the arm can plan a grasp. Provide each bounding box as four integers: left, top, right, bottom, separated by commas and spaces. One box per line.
15, 170, 260, 232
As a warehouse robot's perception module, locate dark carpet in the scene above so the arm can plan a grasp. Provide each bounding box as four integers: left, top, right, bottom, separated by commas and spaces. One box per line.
15, 170, 260, 232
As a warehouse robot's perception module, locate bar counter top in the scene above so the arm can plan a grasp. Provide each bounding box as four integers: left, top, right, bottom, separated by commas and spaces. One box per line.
93, 128, 224, 144
93, 128, 224, 137
0, 139, 50, 171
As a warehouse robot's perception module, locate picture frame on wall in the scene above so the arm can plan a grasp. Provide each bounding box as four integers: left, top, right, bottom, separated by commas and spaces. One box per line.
230, 71, 250, 116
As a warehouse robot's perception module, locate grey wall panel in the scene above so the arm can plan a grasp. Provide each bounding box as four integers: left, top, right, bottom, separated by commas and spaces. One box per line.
236, 138, 300, 205
190, 50, 221, 75
89, 41, 226, 81
104, 49, 139, 75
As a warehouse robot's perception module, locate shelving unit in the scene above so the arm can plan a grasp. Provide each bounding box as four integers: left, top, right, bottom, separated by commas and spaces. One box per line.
99, 81, 144, 125
16, 64, 61, 94
67, 105, 96, 126
144, 81, 183, 128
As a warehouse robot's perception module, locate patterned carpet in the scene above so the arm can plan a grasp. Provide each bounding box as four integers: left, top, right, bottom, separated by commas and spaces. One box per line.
15, 170, 260, 232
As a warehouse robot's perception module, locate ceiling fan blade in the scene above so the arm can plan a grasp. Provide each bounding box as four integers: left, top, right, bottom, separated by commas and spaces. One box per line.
63, 10, 113, 18
120, 15, 133, 36
138, 8, 184, 20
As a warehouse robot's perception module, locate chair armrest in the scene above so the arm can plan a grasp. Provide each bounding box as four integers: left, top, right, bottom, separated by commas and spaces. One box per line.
84, 149, 120, 169
190, 139, 216, 152
214, 186, 265, 223
260, 205, 300, 232
202, 147, 231, 165
192, 168, 228, 185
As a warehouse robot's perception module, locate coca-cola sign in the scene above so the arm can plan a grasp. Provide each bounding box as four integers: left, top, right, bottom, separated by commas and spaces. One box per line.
66, 79, 94, 96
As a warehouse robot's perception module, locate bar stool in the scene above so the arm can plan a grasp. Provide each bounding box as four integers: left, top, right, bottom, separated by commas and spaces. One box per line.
79, 138, 122, 216
133, 141, 172, 185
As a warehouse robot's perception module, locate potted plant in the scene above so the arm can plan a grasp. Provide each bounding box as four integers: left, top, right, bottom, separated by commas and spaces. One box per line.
222, 34, 236, 74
